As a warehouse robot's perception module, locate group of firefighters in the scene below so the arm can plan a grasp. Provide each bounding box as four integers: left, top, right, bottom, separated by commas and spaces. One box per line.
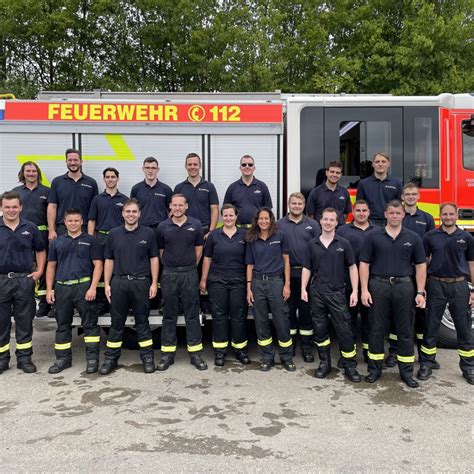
0, 149, 473, 389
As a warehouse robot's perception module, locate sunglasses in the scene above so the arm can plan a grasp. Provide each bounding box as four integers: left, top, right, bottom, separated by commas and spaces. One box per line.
241, 163, 254, 168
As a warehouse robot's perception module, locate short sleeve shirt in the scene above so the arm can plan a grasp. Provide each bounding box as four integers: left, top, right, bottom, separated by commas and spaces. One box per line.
245, 231, 288, 275
204, 227, 246, 276
306, 182, 352, 226
48, 233, 102, 281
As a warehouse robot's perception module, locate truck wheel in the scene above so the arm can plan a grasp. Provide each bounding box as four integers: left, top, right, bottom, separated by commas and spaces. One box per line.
438, 303, 474, 348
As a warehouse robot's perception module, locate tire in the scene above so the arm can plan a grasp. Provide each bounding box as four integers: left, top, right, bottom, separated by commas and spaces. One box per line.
438, 303, 474, 348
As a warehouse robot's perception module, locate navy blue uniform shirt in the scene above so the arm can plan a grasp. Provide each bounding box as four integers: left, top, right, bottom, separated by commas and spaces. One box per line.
130, 180, 172, 227
245, 231, 289, 275
48, 233, 102, 281
204, 227, 246, 277
13, 184, 49, 227
423, 227, 474, 278
337, 222, 375, 264
0, 218, 45, 273
105, 225, 158, 277
402, 208, 435, 238
88, 191, 128, 232
360, 226, 426, 277
306, 182, 352, 226
302, 235, 355, 293
277, 215, 321, 267
356, 175, 402, 220
157, 217, 204, 268
48, 173, 98, 225
174, 178, 219, 228
224, 177, 273, 225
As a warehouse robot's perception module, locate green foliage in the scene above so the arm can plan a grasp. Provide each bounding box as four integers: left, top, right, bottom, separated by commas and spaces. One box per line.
0, 0, 472, 97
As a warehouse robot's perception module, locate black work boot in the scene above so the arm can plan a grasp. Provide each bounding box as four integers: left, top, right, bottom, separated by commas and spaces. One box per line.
0, 360, 9, 374
314, 350, 331, 378
344, 366, 361, 383
156, 356, 174, 371
462, 371, 474, 385
214, 352, 225, 367
48, 358, 72, 374
235, 351, 251, 365
18, 359, 37, 374
86, 359, 99, 374
142, 356, 155, 373
190, 354, 208, 370
99, 358, 118, 375
416, 365, 432, 381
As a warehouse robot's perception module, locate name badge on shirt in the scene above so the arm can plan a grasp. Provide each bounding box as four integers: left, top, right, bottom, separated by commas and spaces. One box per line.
385, 185, 397, 190
253, 190, 262, 194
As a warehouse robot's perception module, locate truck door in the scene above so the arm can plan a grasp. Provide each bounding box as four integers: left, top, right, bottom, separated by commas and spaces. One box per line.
323, 107, 403, 190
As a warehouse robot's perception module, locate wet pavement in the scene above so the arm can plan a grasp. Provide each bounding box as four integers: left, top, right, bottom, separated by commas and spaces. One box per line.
0, 321, 473, 472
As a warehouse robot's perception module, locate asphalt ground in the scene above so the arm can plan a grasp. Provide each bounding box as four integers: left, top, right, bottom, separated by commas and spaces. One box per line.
0, 320, 473, 472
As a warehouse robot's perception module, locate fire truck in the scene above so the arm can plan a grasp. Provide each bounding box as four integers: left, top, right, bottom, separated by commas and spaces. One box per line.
0, 91, 473, 347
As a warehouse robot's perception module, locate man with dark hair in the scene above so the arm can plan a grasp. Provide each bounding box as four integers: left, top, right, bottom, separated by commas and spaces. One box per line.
0, 191, 46, 374
356, 153, 402, 226
174, 153, 219, 237
307, 160, 352, 226
301, 207, 361, 383
417, 203, 474, 385
130, 157, 172, 229
88, 167, 128, 315
13, 161, 51, 317
360, 200, 427, 388
100, 198, 159, 375
337, 199, 375, 362
88, 167, 128, 237
277, 192, 320, 362
383, 182, 436, 367
46, 209, 103, 374
224, 155, 273, 226
47, 148, 98, 239
156, 194, 207, 371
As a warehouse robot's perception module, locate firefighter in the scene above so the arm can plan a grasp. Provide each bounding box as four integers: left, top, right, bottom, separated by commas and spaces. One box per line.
100, 198, 158, 374
88, 167, 128, 315
224, 155, 273, 226
246, 208, 296, 372
47, 148, 98, 239
13, 161, 51, 318
174, 152, 219, 237
360, 200, 427, 388
301, 207, 361, 382
130, 156, 172, 229
156, 194, 207, 371
306, 160, 352, 227
200, 204, 249, 366
356, 153, 402, 226
174, 152, 220, 314
46, 209, 103, 374
417, 203, 474, 385
337, 199, 375, 363
277, 192, 320, 362
0, 190, 46, 374
385, 182, 436, 367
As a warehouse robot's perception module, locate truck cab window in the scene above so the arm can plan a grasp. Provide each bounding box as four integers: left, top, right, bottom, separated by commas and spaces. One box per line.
462, 119, 474, 171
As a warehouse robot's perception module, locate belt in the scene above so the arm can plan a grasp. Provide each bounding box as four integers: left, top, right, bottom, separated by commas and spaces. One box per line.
0, 272, 28, 279
253, 273, 283, 281
291, 265, 302, 269
37, 225, 48, 231
56, 277, 91, 286
163, 265, 196, 272
429, 275, 466, 283
119, 275, 149, 280
372, 276, 411, 284
98, 230, 110, 235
